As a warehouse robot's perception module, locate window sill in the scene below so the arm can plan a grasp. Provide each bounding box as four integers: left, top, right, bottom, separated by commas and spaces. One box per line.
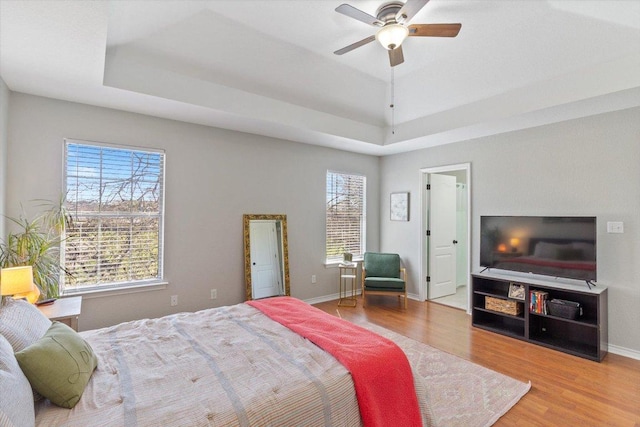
62, 281, 168, 299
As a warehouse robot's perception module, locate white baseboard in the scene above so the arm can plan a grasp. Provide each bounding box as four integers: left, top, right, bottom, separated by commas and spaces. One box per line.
305, 290, 417, 306
303, 293, 341, 305
304, 290, 362, 306
306, 292, 449, 306
608, 344, 640, 361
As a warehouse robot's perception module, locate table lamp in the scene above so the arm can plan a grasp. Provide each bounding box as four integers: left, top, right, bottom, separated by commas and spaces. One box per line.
0, 266, 41, 303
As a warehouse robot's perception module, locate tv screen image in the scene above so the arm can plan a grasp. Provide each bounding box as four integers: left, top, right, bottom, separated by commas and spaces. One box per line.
480, 216, 596, 282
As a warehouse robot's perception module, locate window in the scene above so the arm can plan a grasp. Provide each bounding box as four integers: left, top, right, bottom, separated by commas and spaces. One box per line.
62, 139, 165, 292
326, 171, 366, 263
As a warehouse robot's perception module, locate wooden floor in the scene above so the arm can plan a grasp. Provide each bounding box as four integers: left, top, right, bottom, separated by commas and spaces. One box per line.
313, 296, 640, 427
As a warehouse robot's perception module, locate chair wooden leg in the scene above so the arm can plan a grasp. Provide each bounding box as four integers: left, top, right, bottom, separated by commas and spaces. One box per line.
398, 294, 407, 309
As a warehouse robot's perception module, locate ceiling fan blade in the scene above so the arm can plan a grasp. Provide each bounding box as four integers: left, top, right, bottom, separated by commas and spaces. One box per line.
335, 4, 384, 27
408, 23, 462, 37
334, 35, 377, 55
396, 0, 430, 23
389, 46, 405, 67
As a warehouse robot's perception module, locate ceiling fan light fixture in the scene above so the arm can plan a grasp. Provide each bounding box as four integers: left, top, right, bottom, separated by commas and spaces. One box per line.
376, 23, 409, 50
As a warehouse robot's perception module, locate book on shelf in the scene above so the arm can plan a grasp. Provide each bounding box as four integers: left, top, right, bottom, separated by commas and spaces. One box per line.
529, 290, 549, 314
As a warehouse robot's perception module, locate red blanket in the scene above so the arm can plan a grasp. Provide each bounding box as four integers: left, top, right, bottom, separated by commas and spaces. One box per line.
247, 297, 422, 427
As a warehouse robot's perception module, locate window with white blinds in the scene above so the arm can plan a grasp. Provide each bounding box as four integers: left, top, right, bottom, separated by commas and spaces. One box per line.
62, 140, 165, 292
326, 171, 366, 263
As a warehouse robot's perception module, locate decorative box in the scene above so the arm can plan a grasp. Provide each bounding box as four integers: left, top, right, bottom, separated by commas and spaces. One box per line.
547, 299, 581, 319
485, 296, 522, 316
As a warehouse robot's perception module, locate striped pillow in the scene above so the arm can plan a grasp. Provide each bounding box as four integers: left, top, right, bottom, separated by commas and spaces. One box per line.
0, 334, 36, 426
0, 297, 52, 353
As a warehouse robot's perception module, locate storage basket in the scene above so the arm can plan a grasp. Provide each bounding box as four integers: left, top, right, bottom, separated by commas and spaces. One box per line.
547, 299, 581, 319
485, 296, 522, 316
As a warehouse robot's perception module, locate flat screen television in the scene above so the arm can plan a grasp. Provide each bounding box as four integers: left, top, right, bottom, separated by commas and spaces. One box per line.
480, 216, 596, 282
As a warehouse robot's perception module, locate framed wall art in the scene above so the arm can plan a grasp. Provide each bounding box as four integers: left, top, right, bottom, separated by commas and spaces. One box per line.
390, 192, 409, 221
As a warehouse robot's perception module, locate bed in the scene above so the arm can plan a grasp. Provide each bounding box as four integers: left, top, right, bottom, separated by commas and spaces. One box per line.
0, 296, 433, 427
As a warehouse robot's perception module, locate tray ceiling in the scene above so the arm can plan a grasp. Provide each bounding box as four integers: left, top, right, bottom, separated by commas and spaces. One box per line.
1, 0, 639, 155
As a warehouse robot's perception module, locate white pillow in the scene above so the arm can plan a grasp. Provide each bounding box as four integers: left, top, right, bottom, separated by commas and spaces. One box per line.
0, 334, 36, 427
0, 297, 52, 352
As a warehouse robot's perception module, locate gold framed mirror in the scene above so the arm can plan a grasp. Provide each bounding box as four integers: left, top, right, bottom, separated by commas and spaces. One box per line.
243, 214, 290, 300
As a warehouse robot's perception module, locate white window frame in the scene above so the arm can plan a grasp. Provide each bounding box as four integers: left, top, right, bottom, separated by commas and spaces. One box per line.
62, 139, 166, 295
325, 170, 366, 265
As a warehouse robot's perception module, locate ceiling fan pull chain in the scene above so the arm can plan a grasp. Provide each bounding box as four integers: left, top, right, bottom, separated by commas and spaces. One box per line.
390, 67, 396, 135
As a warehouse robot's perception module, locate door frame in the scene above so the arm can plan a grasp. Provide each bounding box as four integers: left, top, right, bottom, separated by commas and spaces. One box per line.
419, 163, 472, 313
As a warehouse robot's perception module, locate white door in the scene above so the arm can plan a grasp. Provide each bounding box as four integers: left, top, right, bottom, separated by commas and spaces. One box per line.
428, 174, 458, 299
250, 220, 282, 299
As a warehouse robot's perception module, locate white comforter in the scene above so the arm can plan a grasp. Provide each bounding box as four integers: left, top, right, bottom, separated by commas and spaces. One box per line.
35, 303, 430, 427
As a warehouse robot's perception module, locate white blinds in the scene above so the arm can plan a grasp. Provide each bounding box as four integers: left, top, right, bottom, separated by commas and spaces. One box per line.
326, 171, 366, 263
63, 140, 165, 290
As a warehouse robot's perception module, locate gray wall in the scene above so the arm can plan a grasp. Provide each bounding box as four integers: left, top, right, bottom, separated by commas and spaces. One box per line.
0, 78, 8, 239
6, 93, 380, 330
5, 90, 639, 356
380, 107, 640, 355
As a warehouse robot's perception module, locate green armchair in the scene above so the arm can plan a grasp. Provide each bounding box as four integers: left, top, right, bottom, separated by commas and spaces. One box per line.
361, 252, 407, 308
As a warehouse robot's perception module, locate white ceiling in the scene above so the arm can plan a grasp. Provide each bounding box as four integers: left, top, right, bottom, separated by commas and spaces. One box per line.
1, 0, 639, 156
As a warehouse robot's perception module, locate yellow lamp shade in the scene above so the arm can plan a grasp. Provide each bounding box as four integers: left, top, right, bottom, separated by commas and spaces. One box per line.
0, 266, 40, 303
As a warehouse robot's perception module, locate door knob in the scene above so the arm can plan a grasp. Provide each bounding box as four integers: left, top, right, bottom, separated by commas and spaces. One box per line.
453, 240, 458, 244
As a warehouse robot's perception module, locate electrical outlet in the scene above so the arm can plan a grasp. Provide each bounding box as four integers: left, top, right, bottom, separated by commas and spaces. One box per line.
210, 289, 217, 300
606, 221, 624, 233
311, 275, 317, 284
170, 295, 178, 306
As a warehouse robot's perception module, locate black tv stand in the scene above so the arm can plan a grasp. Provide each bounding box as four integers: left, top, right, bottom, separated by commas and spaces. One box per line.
472, 271, 608, 361
586, 280, 597, 289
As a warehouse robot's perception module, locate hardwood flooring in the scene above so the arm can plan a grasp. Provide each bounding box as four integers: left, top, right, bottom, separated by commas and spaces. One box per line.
313, 296, 640, 426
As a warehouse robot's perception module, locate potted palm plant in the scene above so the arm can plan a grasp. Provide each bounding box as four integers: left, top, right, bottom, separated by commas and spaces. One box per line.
0, 197, 72, 300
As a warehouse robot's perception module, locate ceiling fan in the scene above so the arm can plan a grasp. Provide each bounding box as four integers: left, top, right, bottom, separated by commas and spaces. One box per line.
333, 0, 461, 67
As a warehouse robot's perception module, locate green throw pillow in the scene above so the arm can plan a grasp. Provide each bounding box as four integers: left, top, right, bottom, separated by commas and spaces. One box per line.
15, 321, 98, 409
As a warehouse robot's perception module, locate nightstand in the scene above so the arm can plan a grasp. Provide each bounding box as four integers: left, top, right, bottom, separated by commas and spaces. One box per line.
37, 296, 82, 331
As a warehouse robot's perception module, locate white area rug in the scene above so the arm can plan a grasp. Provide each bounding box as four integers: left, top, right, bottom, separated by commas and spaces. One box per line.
359, 321, 531, 427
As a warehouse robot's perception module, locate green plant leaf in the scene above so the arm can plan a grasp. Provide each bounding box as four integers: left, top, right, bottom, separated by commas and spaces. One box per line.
0, 195, 73, 299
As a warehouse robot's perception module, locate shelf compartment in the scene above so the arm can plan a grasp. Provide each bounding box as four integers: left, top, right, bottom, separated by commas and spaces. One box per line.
530, 287, 599, 323
529, 335, 598, 360
473, 309, 525, 337
529, 311, 598, 327
529, 314, 599, 359
473, 277, 510, 298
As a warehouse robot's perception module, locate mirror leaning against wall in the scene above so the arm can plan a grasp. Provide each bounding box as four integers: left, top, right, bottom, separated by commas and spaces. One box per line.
243, 214, 290, 300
